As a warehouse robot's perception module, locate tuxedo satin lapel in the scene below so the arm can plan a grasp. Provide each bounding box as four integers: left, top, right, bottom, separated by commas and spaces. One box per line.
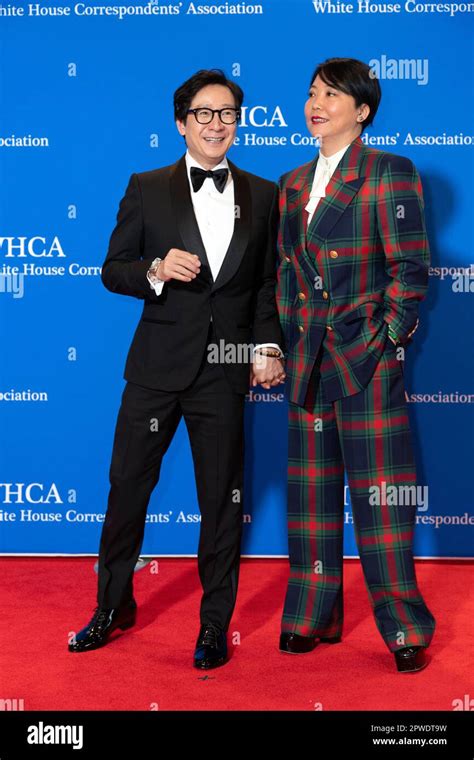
212, 160, 251, 292
306, 136, 367, 247
169, 156, 213, 281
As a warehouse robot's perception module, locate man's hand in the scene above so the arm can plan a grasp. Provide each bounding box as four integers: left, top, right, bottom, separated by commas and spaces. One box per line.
250, 355, 286, 389
158, 249, 201, 283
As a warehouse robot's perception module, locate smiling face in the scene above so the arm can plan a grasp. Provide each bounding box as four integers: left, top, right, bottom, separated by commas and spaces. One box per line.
176, 84, 238, 169
304, 74, 369, 155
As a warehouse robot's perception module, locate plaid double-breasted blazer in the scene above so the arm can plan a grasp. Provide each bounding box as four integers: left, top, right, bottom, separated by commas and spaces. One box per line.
276, 136, 430, 405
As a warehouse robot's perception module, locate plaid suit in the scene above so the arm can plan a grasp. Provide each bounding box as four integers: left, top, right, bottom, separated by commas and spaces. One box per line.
276, 137, 436, 651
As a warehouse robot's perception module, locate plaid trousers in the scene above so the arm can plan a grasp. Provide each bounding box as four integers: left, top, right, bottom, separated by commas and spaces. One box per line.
281, 338, 436, 652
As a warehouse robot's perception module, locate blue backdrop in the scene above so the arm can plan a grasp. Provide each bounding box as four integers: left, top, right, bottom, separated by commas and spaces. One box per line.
1, 0, 473, 558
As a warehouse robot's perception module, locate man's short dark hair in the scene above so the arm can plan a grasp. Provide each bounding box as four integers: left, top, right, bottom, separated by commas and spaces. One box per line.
174, 69, 244, 123
309, 58, 381, 131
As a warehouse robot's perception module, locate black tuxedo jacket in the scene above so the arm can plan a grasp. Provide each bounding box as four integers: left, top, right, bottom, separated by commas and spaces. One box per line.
101, 155, 283, 394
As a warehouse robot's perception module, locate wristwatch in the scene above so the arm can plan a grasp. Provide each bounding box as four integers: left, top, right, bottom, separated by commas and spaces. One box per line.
147, 257, 164, 289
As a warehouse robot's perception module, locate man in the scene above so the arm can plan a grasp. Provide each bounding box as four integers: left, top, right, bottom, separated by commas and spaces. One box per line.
69, 69, 285, 669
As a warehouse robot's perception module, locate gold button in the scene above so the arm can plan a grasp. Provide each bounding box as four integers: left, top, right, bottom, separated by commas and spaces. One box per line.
298, 292, 306, 301
326, 325, 333, 331
284, 256, 291, 263
298, 325, 305, 333
322, 291, 329, 300
329, 250, 338, 259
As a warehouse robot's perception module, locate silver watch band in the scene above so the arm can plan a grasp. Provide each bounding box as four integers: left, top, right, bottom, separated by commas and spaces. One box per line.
147, 257, 164, 284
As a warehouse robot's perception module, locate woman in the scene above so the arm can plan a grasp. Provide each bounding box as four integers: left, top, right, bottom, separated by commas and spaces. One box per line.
276, 58, 435, 672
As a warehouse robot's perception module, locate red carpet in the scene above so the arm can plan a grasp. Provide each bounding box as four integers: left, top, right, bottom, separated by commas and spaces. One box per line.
1, 558, 472, 711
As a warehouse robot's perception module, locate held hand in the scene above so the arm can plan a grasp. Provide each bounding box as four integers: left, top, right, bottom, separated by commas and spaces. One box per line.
158, 249, 201, 283
250, 356, 286, 390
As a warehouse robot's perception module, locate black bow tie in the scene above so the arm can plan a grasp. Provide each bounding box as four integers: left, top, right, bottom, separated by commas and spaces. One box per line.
190, 166, 229, 193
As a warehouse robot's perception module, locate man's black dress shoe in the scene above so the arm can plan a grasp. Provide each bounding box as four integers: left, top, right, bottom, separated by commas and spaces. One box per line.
68, 599, 137, 653
279, 632, 318, 654
193, 623, 228, 669
394, 646, 428, 673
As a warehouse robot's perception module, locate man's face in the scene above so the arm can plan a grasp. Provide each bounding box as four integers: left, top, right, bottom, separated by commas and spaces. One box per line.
176, 84, 238, 169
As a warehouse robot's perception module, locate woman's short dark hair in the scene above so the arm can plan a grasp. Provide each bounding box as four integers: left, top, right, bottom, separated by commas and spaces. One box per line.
174, 69, 244, 122
309, 58, 381, 131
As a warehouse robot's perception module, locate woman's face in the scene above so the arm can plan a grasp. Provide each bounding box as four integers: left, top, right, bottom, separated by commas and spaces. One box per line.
304, 74, 367, 150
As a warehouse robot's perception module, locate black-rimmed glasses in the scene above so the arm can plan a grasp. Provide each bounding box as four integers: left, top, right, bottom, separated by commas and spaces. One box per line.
187, 108, 240, 125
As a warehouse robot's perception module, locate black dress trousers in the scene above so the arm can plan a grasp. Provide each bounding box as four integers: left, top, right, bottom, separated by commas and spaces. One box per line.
97, 325, 246, 631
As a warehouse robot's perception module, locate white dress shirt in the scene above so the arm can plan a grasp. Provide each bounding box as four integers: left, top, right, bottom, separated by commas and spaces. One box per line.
147, 151, 233, 296
147, 151, 282, 355
185, 151, 235, 281
305, 143, 351, 227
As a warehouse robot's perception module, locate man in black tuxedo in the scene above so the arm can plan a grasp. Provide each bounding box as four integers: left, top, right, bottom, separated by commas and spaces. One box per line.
68, 69, 285, 668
